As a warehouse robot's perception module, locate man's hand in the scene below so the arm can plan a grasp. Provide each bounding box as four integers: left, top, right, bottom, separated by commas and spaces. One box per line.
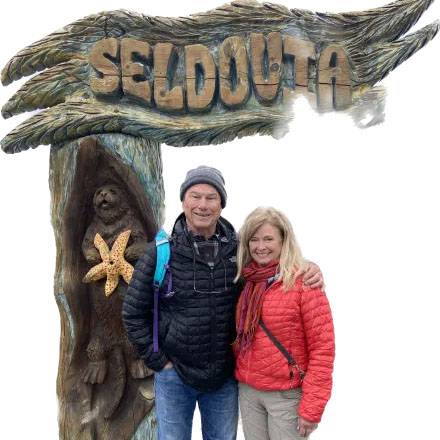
163, 361, 173, 370
297, 416, 318, 437
299, 262, 324, 289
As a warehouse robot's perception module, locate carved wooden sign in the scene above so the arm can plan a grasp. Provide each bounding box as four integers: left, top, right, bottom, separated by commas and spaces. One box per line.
0, 1, 438, 440
1, 0, 438, 153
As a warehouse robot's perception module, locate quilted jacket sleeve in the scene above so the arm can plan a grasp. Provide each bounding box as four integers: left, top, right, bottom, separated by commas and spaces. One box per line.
122, 241, 168, 371
298, 286, 335, 423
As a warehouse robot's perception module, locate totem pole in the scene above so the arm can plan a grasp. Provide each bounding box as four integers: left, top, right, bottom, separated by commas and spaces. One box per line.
1, 1, 438, 439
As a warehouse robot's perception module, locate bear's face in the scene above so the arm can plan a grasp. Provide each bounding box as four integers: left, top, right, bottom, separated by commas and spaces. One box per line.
93, 184, 128, 224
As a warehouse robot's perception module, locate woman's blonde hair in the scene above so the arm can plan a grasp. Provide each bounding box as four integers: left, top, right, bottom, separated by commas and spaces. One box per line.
235, 207, 305, 289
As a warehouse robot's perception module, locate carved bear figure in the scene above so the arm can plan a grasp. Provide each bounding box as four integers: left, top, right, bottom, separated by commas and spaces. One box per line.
81, 183, 152, 417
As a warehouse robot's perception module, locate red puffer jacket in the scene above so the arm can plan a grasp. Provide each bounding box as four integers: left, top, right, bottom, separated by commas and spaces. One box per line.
234, 277, 335, 423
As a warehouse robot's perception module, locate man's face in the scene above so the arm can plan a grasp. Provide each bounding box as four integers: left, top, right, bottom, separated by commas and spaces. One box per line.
182, 183, 222, 238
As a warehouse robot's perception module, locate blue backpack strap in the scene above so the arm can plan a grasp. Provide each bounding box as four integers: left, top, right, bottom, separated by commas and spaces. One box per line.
153, 228, 170, 353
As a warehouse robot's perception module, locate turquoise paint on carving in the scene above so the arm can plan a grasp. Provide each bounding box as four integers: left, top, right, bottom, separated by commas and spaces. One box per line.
132, 407, 157, 440
55, 292, 75, 362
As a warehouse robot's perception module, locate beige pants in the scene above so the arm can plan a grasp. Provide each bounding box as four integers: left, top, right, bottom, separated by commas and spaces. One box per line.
239, 383, 308, 440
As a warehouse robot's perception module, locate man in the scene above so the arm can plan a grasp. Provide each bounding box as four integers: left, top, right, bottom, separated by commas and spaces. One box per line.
123, 166, 322, 440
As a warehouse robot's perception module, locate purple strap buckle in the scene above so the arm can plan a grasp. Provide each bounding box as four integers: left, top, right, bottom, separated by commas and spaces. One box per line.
163, 264, 174, 298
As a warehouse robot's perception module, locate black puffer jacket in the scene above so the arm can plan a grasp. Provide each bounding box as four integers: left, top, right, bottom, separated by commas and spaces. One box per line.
123, 214, 239, 392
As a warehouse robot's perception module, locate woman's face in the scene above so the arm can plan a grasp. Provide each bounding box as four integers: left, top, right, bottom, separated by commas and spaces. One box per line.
249, 222, 283, 266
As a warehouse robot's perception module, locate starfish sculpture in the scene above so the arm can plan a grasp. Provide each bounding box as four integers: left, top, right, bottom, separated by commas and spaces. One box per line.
83, 230, 134, 296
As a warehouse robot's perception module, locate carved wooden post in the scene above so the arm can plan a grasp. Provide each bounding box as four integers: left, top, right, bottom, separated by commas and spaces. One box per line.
0, 1, 438, 439
50, 135, 163, 439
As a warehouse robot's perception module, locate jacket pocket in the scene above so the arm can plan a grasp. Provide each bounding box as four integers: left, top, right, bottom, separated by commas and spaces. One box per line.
159, 314, 171, 346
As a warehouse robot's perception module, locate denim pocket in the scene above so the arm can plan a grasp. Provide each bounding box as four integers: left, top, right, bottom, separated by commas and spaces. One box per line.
154, 365, 176, 384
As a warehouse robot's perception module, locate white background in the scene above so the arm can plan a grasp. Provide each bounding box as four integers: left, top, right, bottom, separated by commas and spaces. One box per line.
1, 1, 439, 439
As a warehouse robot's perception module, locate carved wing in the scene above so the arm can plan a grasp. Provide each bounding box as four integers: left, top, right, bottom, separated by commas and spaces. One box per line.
1, 0, 438, 153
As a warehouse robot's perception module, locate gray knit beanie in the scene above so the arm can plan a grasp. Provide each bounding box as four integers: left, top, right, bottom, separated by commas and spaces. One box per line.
180, 165, 227, 208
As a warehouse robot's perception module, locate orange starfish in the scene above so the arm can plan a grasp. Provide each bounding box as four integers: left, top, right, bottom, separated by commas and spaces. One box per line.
83, 230, 134, 296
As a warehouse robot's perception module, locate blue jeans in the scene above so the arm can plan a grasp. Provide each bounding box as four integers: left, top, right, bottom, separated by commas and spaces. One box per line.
154, 367, 238, 440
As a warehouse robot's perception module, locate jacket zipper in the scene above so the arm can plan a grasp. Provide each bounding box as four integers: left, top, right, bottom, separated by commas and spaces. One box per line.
210, 265, 215, 290
209, 266, 216, 377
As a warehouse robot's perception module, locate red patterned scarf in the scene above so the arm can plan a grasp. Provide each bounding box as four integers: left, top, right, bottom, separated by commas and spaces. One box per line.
234, 260, 278, 353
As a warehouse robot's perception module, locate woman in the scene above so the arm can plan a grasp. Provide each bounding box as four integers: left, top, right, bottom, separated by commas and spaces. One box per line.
234, 207, 335, 439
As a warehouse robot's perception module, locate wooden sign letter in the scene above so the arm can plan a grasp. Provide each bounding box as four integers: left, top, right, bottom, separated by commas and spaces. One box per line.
153, 43, 184, 112
219, 36, 249, 108
318, 45, 352, 111
250, 32, 282, 103
121, 39, 152, 105
89, 38, 120, 95
283, 36, 315, 88
282, 36, 317, 106
185, 44, 216, 112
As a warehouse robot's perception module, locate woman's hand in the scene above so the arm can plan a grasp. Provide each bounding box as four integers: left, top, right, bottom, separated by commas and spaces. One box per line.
297, 416, 318, 437
299, 262, 324, 289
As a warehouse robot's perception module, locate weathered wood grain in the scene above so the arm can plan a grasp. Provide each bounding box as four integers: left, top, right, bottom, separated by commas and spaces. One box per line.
121, 39, 153, 105
283, 36, 315, 88
154, 43, 184, 111
185, 44, 216, 112
89, 38, 120, 95
250, 32, 282, 103
219, 36, 250, 107
1, 59, 88, 118
1, 99, 289, 153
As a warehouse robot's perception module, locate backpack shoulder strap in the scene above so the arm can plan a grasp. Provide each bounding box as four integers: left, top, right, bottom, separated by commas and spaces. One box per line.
153, 228, 170, 288
153, 228, 170, 353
